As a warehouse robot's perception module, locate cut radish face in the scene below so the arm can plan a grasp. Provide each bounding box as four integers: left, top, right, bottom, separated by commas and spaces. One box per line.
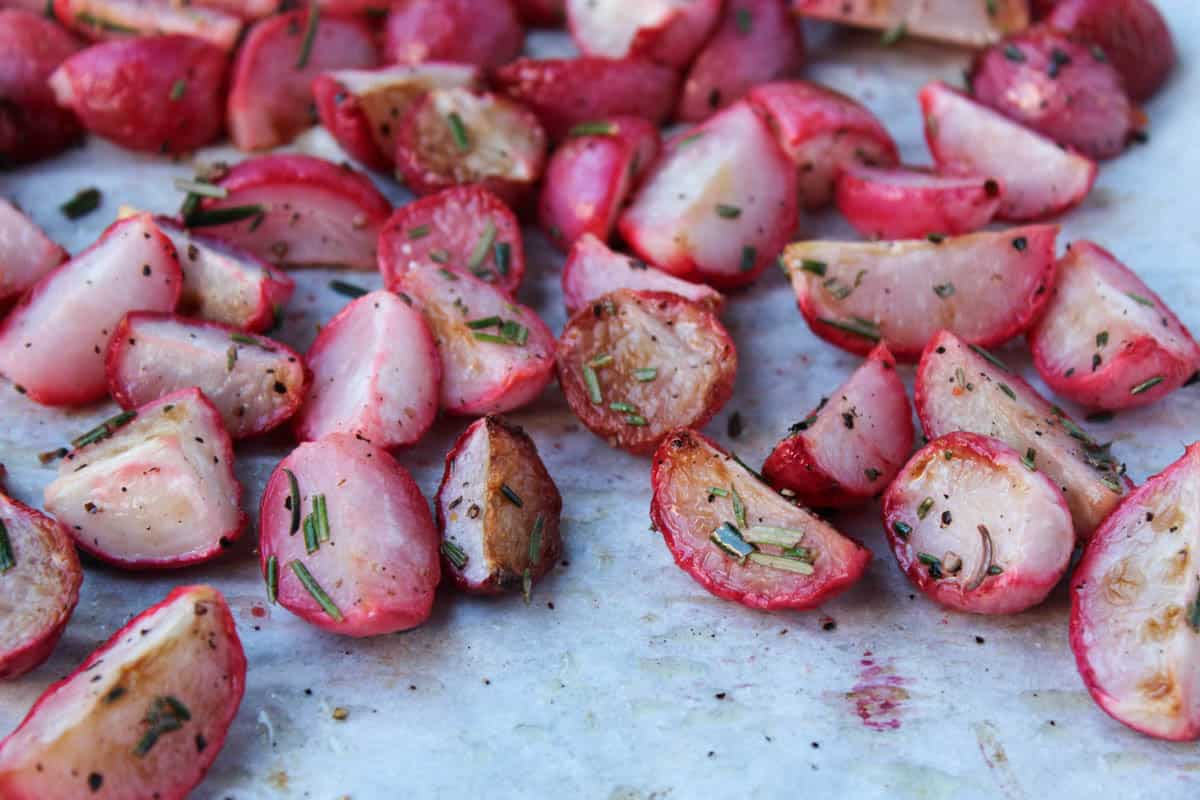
556, 290, 736, 455
378, 186, 525, 294
53, 0, 242, 49
1046, 0, 1175, 101
763, 343, 912, 509
916, 330, 1131, 538
0, 584, 246, 800
566, 0, 722, 67
883, 431, 1075, 615
226, 9, 377, 151
792, 0, 1029, 46
539, 116, 660, 250
747, 80, 899, 210
835, 165, 1004, 240
194, 154, 392, 271
398, 263, 556, 416
383, 0, 523, 69
0, 493, 82, 680
296, 290, 440, 448
920, 81, 1098, 222
394, 88, 548, 205
1028, 241, 1200, 411
436, 416, 563, 596
259, 434, 440, 637
44, 388, 244, 569
106, 313, 308, 439
651, 428, 872, 611
618, 101, 798, 289
1070, 443, 1200, 741
560, 234, 724, 317
313, 62, 483, 170
782, 225, 1058, 361
0, 9, 83, 166
0, 213, 182, 406
0, 198, 68, 305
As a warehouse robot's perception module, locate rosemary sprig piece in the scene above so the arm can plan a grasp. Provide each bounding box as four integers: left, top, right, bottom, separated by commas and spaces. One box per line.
291, 561, 344, 621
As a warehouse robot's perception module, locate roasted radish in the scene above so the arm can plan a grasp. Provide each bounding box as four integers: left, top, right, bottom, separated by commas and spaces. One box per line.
834, 166, 1004, 240
566, 0, 721, 67
792, 0, 1029, 47
259, 434, 440, 636
556, 290, 736, 455
0, 9, 83, 166
383, 0, 523, 69
53, 0, 242, 50
0, 199, 68, 305
1046, 0, 1175, 101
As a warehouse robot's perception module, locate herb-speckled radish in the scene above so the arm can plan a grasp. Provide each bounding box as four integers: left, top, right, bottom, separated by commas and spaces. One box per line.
0, 9, 83, 166
835, 166, 1004, 240
1046, 0, 1175, 101
0, 198, 67, 305
53, 0, 242, 49
566, 0, 721, 67
792, 0, 1029, 47
383, 0, 523, 69
0, 585, 246, 800
259, 434, 440, 636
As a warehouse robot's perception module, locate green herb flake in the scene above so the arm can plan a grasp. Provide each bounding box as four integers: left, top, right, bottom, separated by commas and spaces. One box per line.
71, 410, 137, 449
1130, 376, 1165, 395
500, 484, 523, 507
892, 521, 911, 540
734, 7, 752, 34
266, 555, 278, 604
60, 187, 101, 220
707, 487, 730, 498
817, 317, 880, 342
447, 111, 471, 152
987, 565, 1004, 576
75, 10, 137, 33
1126, 292, 1154, 307
609, 401, 637, 413
715, 204, 742, 219
998, 382, 1016, 401
329, 280, 367, 298
133, 696, 191, 758
295, 1, 320, 70
917, 497, 935, 520
441, 540, 468, 569
290, 561, 344, 621
185, 204, 267, 228
1096, 330, 1109, 348
313, 494, 330, 542
634, 367, 658, 382
568, 120, 617, 137
0, 520, 14, 573
800, 259, 827, 276
583, 364, 602, 404
1012, 236, 1028, 252
466, 315, 502, 330
881, 21, 906, 45
711, 522, 755, 562
226, 344, 237, 372
407, 224, 431, 240
467, 220, 497, 272
865, 467, 882, 481
1022, 448, 1037, 471
748, 552, 815, 574
731, 488, 747, 529
1004, 44, 1025, 62
677, 132, 705, 149
932, 282, 955, 299
230, 332, 260, 347
494, 242, 511, 276
1100, 475, 1124, 494
588, 353, 614, 368
303, 514, 319, 554
740, 245, 757, 272
172, 178, 227, 199
969, 344, 1009, 372
169, 79, 187, 101
625, 414, 648, 427
917, 552, 944, 579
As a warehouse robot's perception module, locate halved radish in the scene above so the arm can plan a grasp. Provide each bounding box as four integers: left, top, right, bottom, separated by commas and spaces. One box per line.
1028, 241, 1200, 411
0, 213, 182, 406
916, 329, 1131, 538
792, 0, 1029, 47
398, 263, 556, 416
193, 154, 392, 271
44, 388, 244, 569
556, 290, 736, 455
834, 165, 1004, 240
393, 88, 548, 205
763, 343, 912, 508
259, 434, 440, 637
782, 225, 1058, 361
0, 493, 82, 680
920, 81, 1097, 222
383, 0, 523, 69
883, 431, 1074, 615
560, 234, 724, 316
566, 0, 721, 67
436, 416, 563, 597
1070, 443, 1200, 741
226, 9, 377, 152
651, 428, 872, 610
53, 0, 242, 50
0, 584, 246, 800
296, 290, 440, 448
0, 198, 68, 305
618, 100, 797, 289
746, 80, 899, 210
378, 186, 525, 294
1046, 0, 1175, 101
0, 9, 83, 166
106, 313, 307, 439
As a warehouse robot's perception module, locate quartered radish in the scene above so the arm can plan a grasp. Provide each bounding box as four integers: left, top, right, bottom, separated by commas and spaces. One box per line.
1070, 443, 1200, 741
1028, 241, 1200, 411
916, 330, 1131, 538
43, 388, 244, 569
259, 434, 440, 637
0, 198, 67, 305
792, 0, 1029, 47
0, 584, 246, 800
0, 213, 182, 406
747, 80, 899, 210
835, 165, 1004, 240
53, 0, 242, 50
618, 100, 797, 289
193, 154, 392, 271
106, 313, 308, 439
566, 0, 722, 67
383, 0, 523, 69
651, 428, 872, 611
763, 343, 912, 509
883, 432, 1075, 615
398, 263, 556, 416
0, 9, 83, 166
378, 186, 525, 294
0, 493, 82, 680
1046, 0, 1175, 101
782, 225, 1058, 361
296, 290, 440, 448
556, 290, 736, 455
920, 81, 1097, 222
560, 233, 724, 317
436, 416, 563, 597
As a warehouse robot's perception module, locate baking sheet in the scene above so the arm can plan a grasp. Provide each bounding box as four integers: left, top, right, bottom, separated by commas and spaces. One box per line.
3, 4, 1200, 798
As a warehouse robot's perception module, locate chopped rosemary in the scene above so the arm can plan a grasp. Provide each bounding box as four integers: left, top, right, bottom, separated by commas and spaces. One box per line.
295, 1, 320, 69
881, 21, 906, 45
892, 521, 911, 540
927, 233, 946, 244
916, 497, 934, 520
1096, 330, 1109, 348
711, 522, 755, 562
407, 224, 431, 239
230, 332, 260, 347
748, 552, 814, 574
60, 187, 101, 219
633, 367, 658, 382
1188, 587, 1200, 633
169, 78, 187, 101
447, 112, 470, 152
500, 484, 523, 507
266, 555, 278, 604
568, 120, 617, 137
0, 520, 14, 573
969, 344, 1009, 372
1022, 448, 1037, 471
226, 344, 237, 372
1126, 292, 1154, 307
731, 488, 747, 529
917, 552, 943, 579
708, 487, 730, 497
495, 242, 511, 276
1100, 475, 1124, 494
817, 317, 880, 342
823, 277, 852, 300
172, 177, 227, 199
588, 353, 614, 368
740, 245, 757, 272
987, 565, 1004, 576
185, 204, 266, 228
522, 514, 545, 604
71, 410, 137, 449
329, 280, 368, 298
303, 514, 318, 554
1012, 236, 1028, 252
313, 494, 330, 542
290, 561, 343, 621
715, 204, 742, 219
134, 696, 191, 757
742, 525, 804, 548
735, 7, 753, 34
625, 414, 648, 426
466, 315, 502, 330
38, 447, 67, 464
467, 221, 497, 272
865, 467, 882, 481
1130, 376, 1165, 395
933, 282, 956, 299
441, 540, 468, 569
800, 259, 827, 276
1086, 410, 1115, 424
1004, 44, 1025, 62
583, 364, 602, 404
998, 382, 1016, 400
609, 401, 637, 413
75, 11, 137, 33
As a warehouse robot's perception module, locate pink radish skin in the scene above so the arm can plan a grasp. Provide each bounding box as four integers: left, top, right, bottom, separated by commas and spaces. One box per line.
1046, 0, 1175, 101
566, 0, 722, 68
835, 165, 1004, 240
383, 0, 523, 70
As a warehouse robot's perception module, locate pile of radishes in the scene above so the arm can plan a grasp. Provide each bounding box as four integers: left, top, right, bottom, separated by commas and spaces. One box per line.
0, 0, 1197, 795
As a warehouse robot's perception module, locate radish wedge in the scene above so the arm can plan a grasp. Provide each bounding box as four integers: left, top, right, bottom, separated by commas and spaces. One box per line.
792, 0, 1029, 46
53, 0, 242, 49
296, 290, 440, 448
782, 225, 1058, 361
259, 434, 440, 637
883, 432, 1074, 615
44, 388, 244, 569
0, 585, 246, 800
834, 165, 1004, 240
0, 213, 182, 406
0, 198, 68, 305
651, 428, 872, 611
436, 416, 563, 596
916, 330, 1131, 538
383, 0, 523, 69
763, 343, 912, 508
1046, 0, 1175, 102
1070, 443, 1200, 741
566, 0, 721, 67
106, 313, 307, 439
556, 290, 736, 455
0, 493, 82, 680
0, 9, 83, 166
1028, 241, 1200, 411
